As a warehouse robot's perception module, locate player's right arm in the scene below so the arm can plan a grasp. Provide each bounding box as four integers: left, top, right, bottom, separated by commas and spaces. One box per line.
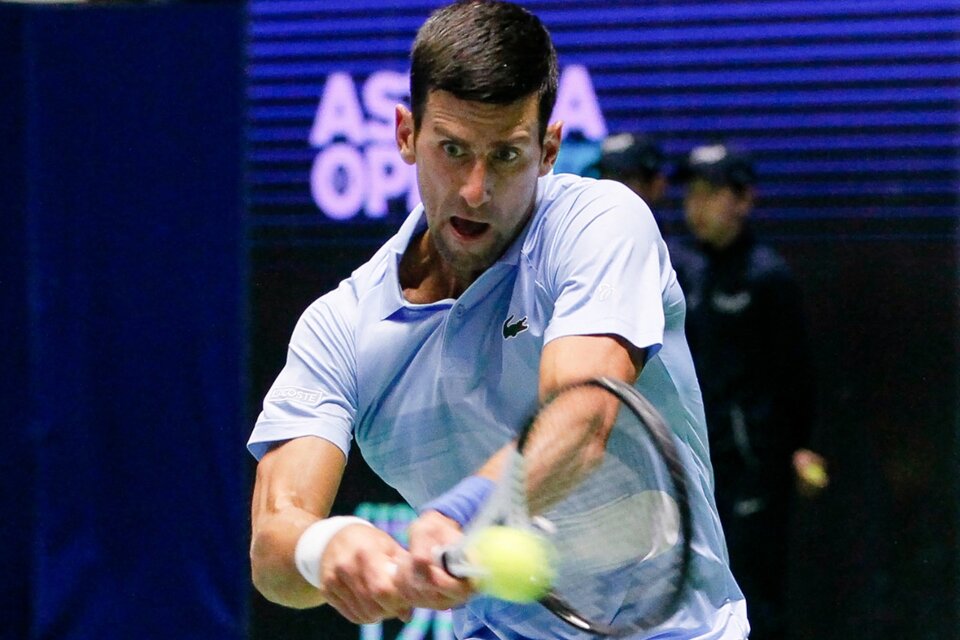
250, 436, 345, 607
250, 436, 413, 622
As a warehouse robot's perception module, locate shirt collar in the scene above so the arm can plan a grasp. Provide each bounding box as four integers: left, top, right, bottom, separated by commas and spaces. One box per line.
377, 178, 546, 320
377, 205, 432, 320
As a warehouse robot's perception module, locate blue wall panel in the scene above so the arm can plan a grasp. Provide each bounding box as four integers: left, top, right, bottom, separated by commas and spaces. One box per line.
0, 4, 248, 639
0, 8, 34, 640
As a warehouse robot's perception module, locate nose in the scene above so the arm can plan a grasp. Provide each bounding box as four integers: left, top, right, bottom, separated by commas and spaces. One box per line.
460, 159, 492, 208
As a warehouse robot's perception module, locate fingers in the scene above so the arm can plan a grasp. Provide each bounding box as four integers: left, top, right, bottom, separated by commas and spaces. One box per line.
396, 511, 475, 609
320, 557, 395, 622
317, 513, 475, 624
395, 547, 473, 610
318, 527, 413, 624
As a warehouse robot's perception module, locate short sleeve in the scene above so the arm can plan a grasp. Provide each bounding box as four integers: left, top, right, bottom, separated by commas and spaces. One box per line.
247, 283, 359, 460
542, 180, 666, 358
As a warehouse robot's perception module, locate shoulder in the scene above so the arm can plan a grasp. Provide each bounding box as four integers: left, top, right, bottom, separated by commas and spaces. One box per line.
526, 173, 658, 253
538, 172, 651, 219
296, 231, 403, 339
293, 282, 359, 349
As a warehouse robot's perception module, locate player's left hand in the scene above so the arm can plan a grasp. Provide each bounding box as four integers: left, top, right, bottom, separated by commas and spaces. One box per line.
394, 510, 474, 610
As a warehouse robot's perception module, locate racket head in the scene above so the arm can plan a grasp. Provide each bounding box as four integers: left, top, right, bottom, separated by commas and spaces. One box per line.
489, 377, 694, 636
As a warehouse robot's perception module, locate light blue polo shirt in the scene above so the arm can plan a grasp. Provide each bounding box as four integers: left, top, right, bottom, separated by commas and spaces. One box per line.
248, 172, 748, 639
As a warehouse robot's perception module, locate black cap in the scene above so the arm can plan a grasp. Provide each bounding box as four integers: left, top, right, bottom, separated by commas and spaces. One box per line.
673, 143, 756, 189
598, 132, 666, 178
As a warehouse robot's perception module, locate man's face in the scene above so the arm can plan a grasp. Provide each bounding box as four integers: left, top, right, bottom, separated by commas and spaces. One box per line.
683, 178, 752, 248
396, 90, 561, 278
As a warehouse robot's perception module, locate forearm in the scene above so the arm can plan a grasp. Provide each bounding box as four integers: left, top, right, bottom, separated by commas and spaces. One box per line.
250, 437, 347, 608
251, 508, 328, 608
472, 446, 512, 481
424, 337, 646, 529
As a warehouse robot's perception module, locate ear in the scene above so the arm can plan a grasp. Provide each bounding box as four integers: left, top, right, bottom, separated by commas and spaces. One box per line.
395, 104, 416, 165
735, 187, 755, 218
650, 174, 669, 203
538, 120, 563, 177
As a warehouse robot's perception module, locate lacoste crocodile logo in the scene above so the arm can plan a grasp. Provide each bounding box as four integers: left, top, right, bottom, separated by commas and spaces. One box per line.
502, 314, 529, 340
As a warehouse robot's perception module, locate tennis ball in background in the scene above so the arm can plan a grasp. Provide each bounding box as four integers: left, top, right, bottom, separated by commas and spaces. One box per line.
467, 525, 557, 603
800, 462, 829, 488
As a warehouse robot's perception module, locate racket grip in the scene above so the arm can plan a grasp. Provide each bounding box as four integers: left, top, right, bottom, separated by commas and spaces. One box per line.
435, 545, 477, 579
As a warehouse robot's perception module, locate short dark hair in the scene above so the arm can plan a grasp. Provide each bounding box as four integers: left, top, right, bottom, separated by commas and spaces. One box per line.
410, 0, 559, 142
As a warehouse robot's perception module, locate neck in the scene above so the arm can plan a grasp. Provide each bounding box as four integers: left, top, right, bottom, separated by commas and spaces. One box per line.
398, 230, 474, 303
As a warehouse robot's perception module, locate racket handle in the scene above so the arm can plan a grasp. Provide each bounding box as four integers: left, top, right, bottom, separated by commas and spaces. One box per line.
435, 545, 480, 579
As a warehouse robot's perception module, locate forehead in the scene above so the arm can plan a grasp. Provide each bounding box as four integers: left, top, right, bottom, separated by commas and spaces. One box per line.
686, 177, 732, 195
420, 90, 541, 142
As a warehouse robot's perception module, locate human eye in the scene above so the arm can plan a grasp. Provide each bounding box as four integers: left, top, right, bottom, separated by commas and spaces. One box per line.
441, 141, 466, 158
493, 146, 521, 163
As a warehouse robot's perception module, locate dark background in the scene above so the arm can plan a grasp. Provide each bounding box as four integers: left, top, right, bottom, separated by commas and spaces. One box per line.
1, 1, 957, 639
1, 3, 248, 639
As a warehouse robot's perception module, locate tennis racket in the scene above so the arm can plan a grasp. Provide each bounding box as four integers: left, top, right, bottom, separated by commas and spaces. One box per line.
439, 377, 693, 637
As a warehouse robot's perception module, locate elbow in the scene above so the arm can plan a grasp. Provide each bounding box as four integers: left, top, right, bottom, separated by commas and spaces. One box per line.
583, 437, 608, 473
249, 528, 318, 609
250, 568, 283, 605
249, 529, 284, 604
251, 573, 305, 609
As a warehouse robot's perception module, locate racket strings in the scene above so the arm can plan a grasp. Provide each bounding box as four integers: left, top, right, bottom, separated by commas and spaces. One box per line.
516, 381, 692, 634
520, 386, 619, 515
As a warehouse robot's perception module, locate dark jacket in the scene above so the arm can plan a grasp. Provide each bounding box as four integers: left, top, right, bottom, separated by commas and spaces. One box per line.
671, 229, 814, 517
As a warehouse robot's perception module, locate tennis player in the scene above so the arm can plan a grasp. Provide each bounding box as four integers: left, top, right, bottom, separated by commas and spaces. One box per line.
248, 1, 748, 637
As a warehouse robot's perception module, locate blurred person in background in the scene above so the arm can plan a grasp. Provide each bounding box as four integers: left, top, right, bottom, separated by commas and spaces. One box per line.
597, 131, 697, 271
672, 142, 829, 640
598, 131, 669, 210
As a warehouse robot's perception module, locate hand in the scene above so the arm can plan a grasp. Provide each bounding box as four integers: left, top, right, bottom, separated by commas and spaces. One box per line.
394, 510, 475, 611
793, 448, 829, 498
317, 523, 413, 624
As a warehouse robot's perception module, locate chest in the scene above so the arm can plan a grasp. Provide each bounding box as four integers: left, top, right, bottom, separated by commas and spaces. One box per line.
352, 261, 550, 506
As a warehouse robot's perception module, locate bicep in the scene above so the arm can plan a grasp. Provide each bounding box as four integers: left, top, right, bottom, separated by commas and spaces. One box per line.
539, 334, 645, 399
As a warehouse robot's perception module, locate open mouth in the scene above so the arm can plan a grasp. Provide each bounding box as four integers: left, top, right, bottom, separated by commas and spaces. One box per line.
450, 216, 490, 239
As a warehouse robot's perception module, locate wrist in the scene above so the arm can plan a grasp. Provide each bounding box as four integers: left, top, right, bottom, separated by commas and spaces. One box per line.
420, 475, 495, 528
294, 516, 373, 589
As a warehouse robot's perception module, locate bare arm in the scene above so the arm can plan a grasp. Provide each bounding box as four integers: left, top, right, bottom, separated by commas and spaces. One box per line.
251, 436, 470, 621
525, 334, 646, 509
405, 335, 647, 605
469, 333, 645, 490
250, 436, 348, 608
538, 333, 644, 396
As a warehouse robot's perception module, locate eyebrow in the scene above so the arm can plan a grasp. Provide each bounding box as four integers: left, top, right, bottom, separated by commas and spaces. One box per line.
433, 125, 533, 147
433, 126, 466, 144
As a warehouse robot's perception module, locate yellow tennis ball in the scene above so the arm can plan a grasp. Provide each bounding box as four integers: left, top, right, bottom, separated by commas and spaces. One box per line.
801, 462, 829, 488
466, 525, 556, 603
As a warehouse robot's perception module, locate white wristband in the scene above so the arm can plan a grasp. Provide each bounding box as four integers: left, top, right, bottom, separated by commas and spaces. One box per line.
294, 516, 374, 589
